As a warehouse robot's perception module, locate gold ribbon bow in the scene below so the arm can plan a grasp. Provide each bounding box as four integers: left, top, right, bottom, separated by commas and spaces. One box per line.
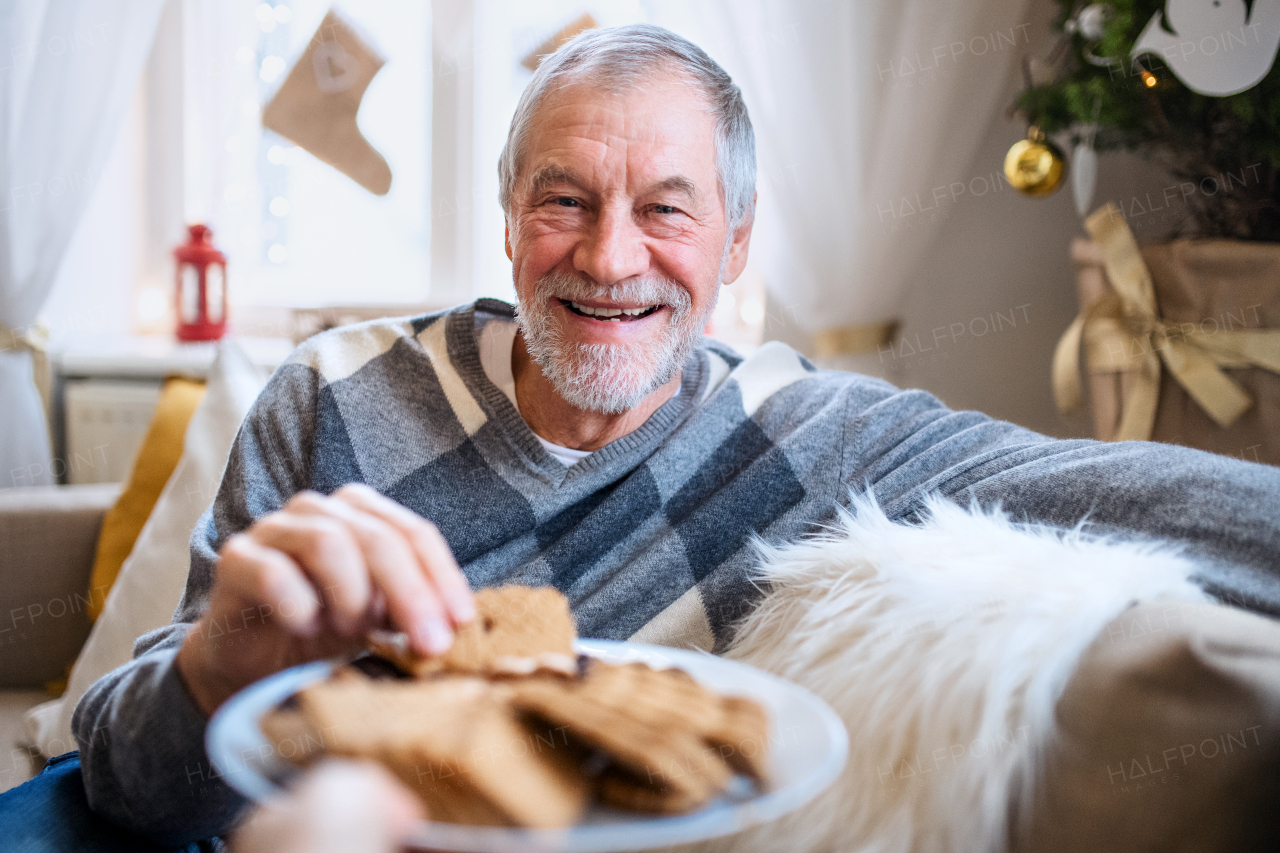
1053, 203, 1280, 441
1, 320, 52, 417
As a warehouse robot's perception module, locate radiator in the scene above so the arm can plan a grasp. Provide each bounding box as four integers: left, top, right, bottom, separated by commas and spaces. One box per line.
62, 379, 163, 484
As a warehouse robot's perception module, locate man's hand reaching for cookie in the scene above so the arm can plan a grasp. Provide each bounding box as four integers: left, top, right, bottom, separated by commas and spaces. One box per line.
176, 484, 476, 716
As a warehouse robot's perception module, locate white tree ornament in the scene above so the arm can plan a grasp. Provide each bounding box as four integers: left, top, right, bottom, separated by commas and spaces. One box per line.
1132, 0, 1280, 96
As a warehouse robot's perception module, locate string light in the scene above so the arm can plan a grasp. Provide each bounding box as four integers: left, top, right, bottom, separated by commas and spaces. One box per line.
1141, 69, 1157, 88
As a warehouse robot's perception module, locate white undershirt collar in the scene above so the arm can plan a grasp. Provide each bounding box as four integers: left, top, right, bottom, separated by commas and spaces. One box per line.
476, 319, 593, 467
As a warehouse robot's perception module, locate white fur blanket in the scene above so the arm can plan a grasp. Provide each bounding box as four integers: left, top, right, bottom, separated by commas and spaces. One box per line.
677, 495, 1207, 853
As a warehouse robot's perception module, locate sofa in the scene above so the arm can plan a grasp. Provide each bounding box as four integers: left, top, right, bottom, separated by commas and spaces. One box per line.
3, 339, 1279, 851
0, 340, 271, 800
0, 483, 120, 793
7, 484, 1279, 853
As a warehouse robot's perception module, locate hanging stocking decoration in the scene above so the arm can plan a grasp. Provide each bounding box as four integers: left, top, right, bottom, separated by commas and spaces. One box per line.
262, 9, 392, 195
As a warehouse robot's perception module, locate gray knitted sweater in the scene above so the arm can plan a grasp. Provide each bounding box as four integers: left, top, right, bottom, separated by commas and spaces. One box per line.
74, 299, 1280, 844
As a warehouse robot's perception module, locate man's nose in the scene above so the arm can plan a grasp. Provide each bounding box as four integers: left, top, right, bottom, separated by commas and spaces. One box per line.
574, 206, 648, 285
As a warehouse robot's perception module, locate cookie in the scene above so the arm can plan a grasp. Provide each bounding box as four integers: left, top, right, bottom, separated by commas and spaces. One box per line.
708, 695, 771, 782
594, 663, 767, 781
509, 660, 768, 812
271, 672, 589, 828
370, 586, 578, 678
596, 765, 714, 815
259, 706, 328, 766
267, 584, 772, 824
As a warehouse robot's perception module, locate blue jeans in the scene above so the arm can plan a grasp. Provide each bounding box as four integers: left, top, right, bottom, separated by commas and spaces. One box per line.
0, 753, 217, 852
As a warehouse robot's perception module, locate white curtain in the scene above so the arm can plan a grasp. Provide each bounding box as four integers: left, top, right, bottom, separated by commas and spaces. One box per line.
651, 0, 1033, 373
0, 0, 164, 488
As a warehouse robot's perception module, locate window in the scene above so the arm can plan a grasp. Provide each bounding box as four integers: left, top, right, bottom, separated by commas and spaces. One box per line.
143, 0, 430, 317
117, 0, 763, 347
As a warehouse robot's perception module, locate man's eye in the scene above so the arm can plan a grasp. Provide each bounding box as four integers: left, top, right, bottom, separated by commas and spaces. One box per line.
551, 197, 580, 208
653, 204, 679, 215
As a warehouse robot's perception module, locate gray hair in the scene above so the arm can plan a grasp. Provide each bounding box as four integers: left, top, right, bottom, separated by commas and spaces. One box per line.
498, 24, 756, 236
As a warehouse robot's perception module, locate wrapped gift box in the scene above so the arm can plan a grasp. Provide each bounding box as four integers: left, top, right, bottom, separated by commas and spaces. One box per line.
1058, 206, 1280, 465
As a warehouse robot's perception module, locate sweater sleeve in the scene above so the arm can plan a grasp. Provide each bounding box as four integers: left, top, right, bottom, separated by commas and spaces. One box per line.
72, 361, 321, 845
843, 383, 1280, 614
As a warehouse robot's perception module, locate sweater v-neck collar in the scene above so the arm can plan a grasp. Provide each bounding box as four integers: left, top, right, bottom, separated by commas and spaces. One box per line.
444, 299, 708, 485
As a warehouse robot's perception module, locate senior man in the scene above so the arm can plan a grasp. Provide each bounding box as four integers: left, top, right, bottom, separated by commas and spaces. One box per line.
6, 23, 1278, 852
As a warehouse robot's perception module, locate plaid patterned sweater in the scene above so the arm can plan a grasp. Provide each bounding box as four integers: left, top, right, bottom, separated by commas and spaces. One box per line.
75, 299, 1280, 844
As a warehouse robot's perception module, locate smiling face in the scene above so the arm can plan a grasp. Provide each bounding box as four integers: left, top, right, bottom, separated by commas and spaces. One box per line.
506, 71, 751, 414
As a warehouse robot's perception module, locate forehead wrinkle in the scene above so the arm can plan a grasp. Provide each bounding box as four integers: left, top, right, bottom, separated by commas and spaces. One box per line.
521, 80, 718, 212
527, 138, 702, 199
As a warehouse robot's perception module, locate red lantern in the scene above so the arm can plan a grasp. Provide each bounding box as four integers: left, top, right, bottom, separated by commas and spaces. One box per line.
174, 223, 228, 342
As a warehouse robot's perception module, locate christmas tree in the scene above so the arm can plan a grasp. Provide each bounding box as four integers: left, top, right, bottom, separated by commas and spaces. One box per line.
1017, 1, 1280, 240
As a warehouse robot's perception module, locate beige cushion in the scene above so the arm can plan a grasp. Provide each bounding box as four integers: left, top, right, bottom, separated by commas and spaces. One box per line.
1016, 601, 1280, 853
24, 340, 270, 757
0, 484, 120, 688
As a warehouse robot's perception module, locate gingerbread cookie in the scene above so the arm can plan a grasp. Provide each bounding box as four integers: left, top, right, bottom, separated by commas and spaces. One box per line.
509, 660, 770, 813
596, 765, 716, 815
261, 585, 771, 826
370, 586, 578, 678
276, 673, 589, 827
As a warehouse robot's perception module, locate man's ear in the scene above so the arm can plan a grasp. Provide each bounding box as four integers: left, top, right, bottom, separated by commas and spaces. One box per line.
721, 193, 756, 285
504, 225, 513, 261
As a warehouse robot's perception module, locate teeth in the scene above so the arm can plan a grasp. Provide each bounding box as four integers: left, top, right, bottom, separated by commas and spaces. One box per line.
569, 301, 656, 318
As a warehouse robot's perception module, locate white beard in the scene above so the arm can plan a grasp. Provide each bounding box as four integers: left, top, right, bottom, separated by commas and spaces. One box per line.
515, 271, 712, 414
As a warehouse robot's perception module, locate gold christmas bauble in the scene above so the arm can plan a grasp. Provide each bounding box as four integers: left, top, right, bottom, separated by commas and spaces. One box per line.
1004, 127, 1065, 196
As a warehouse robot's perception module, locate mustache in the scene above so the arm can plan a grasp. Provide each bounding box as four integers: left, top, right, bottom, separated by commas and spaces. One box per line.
534, 271, 692, 316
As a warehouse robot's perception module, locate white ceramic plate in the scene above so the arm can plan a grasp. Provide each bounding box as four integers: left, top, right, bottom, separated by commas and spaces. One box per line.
207, 640, 847, 852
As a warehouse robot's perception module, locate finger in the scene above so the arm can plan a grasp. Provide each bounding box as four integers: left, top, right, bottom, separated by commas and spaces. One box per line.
233, 760, 424, 853
357, 764, 426, 836
308, 759, 426, 831
369, 590, 388, 626
218, 534, 321, 635
333, 483, 476, 624
251, 502, 371, 633
294, 491, 454, 655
